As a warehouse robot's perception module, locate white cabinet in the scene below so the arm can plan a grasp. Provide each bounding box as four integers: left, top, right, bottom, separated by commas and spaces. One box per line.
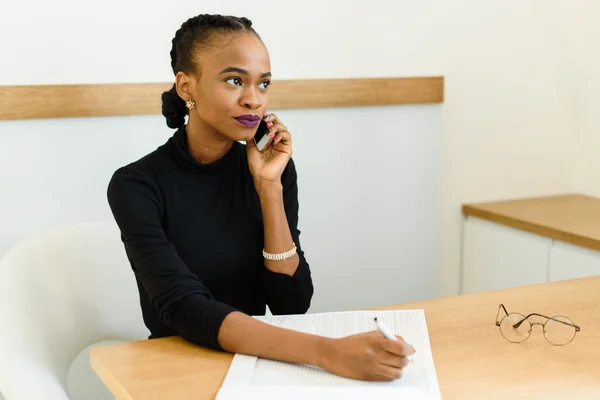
461, 217, 551, 294
549, 242, 600, 281
461, 216, 600, 294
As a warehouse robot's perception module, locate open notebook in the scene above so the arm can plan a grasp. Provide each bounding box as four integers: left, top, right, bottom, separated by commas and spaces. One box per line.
216, 310, 442, 400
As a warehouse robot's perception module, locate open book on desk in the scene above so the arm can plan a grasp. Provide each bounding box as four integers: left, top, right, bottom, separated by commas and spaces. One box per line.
216, 310, 442, 400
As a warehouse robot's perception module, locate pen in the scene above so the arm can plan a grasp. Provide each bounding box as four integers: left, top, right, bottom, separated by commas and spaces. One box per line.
374, 317, 397, 340
374, 317, 414, 363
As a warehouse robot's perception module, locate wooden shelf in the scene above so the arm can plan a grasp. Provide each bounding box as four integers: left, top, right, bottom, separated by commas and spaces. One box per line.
463, 194, 600, 252
0, 76, 444, 120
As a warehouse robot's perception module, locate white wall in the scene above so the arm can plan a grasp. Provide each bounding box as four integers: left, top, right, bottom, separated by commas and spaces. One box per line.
0, 0, 443, 84
1, 1, 598, 314
572, 2, 600, 198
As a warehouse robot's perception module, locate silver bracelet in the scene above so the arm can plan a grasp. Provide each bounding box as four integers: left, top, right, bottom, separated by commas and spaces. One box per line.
263, 243, 297, 261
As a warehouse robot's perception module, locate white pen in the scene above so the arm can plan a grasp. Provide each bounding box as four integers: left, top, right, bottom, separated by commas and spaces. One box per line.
374, 317, 414, 363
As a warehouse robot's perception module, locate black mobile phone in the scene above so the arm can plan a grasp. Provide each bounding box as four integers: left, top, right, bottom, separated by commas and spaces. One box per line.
253, 118, 273, 152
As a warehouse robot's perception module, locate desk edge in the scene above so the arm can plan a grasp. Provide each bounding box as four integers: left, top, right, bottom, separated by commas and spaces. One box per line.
90, 347, 134, 400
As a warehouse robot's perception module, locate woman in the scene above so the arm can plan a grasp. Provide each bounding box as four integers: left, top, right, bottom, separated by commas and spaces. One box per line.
107, 13, 414, 381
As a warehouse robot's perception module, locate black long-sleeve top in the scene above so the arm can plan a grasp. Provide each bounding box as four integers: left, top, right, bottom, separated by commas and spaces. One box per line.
107, 126, 314, 350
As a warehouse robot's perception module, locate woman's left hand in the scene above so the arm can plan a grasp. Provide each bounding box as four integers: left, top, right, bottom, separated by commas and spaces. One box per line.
247, 112, 292, 189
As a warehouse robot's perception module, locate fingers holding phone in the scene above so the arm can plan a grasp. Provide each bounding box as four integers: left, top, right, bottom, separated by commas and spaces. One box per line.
247, 112, 293, 185
266, 113, 291, 152
264, 113, 287, 132
253, 112, 291, 156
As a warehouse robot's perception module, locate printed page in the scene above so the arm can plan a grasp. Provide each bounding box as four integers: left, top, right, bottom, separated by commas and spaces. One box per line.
218, 310, 442, 400
216, 386, 433, 400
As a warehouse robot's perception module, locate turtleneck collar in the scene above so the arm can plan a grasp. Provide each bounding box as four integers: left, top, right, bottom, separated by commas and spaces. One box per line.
168, 125, 239, 175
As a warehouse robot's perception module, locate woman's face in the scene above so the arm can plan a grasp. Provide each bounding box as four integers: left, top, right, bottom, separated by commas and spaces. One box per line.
188, 33, 271, 142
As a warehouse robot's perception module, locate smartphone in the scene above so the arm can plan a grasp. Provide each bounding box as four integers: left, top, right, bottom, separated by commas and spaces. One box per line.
253, 118, 273, 152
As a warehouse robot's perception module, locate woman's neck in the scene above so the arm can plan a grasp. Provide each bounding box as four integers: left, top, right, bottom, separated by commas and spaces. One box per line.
185, 115, 234, 165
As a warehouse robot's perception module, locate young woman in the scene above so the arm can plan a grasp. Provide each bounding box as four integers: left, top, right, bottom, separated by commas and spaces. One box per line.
108, 13, 414, 381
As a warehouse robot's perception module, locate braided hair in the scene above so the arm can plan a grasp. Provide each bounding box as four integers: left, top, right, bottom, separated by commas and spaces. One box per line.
161, 14, 259, 129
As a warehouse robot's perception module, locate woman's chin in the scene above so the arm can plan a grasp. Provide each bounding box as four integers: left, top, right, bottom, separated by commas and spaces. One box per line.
218, 124, 257, 143
229, 131, 256, 143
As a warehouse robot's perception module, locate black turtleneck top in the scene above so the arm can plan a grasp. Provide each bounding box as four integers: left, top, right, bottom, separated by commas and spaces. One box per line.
107, 126, 314, 350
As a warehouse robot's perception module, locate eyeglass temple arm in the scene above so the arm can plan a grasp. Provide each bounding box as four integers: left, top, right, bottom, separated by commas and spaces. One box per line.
495, 304, 509, 326
513, 313, 581, 331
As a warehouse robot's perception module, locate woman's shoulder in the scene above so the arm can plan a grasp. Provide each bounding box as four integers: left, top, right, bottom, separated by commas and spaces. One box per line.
111, 132, 177, 182
111, 150, 162, 184
107, 144, 169, 206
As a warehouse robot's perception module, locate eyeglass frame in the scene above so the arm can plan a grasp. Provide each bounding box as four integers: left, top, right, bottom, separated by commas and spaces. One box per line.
495, 303, 581, 345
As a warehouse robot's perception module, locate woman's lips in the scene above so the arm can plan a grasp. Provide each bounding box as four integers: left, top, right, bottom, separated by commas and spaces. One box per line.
234, 115, 260, 128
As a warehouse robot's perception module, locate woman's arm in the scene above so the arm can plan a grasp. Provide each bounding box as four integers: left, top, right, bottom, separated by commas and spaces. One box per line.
219, 311, 326, 366
108, 166, 236, 350
257, 178, 299, 276
257, 158, 314, 314
219, 311, 416, 382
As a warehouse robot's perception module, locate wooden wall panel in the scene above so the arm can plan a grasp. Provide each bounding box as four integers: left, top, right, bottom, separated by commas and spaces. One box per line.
0, 77, 443, 120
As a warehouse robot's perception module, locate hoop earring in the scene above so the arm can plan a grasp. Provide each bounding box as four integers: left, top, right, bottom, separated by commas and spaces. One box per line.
186, 99, 196, 110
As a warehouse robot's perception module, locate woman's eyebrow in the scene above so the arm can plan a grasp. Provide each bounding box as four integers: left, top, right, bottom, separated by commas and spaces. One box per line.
219, 66, 271, 78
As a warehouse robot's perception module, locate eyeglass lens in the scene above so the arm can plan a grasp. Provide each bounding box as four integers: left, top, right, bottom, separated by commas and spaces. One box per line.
499, 313, 531, 343
499, 313, 577, 345
544, 315, 577, 345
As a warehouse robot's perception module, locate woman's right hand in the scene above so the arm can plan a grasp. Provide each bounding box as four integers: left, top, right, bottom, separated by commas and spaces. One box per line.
319, 331, 416, 381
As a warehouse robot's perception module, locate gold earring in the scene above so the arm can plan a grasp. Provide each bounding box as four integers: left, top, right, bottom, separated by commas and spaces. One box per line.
186, 99, 196, 110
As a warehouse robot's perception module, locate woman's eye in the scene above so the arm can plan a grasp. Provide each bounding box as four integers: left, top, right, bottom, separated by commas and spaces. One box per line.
225, 78, 242, 86
259, 80, 270, 89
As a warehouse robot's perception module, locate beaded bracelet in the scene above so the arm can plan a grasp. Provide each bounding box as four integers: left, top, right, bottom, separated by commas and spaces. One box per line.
262, 243, 297, 261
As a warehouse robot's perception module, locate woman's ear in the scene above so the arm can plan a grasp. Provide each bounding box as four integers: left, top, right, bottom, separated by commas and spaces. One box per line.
175, 71, 193, 101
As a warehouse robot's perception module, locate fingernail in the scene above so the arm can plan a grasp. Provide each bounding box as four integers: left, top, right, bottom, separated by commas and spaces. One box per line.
270, 133, 275, 139
267, 121, 273, 128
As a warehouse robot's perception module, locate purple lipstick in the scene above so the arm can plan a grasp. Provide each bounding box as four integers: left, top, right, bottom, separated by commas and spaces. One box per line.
234, 114, 260, 128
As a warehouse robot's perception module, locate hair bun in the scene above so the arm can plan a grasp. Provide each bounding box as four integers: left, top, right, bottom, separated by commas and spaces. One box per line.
239, 17, 252, 28
161, 85, 187, 129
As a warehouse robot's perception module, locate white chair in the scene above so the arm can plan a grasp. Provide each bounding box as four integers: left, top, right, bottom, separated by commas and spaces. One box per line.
0, 222, 150, 400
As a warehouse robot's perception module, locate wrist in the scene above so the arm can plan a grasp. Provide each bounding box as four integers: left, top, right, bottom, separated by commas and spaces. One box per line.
314, 336, 336, 370
254, 179, 283, 198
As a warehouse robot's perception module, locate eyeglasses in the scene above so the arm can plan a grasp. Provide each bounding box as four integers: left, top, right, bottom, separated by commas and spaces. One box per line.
495, 304, 581, 346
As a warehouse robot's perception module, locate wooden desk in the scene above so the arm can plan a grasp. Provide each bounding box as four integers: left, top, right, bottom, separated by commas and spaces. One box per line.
463, 194, 600, 252
90, 276, 600, 400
